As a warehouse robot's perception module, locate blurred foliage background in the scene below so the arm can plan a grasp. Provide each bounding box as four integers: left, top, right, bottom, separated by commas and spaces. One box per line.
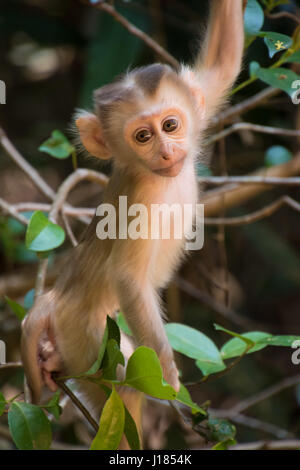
0, 0, 300, 450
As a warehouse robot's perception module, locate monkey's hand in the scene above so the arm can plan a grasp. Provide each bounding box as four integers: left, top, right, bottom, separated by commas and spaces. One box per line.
158, 343, 180, 392
21, 295, 62, 403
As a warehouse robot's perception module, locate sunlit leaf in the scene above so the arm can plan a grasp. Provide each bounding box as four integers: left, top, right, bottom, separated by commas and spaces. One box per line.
124, 347, 177, 399
25, 211, 65, 252
221, 331, 271, 359
165, 323, 225, 376
90, 386, 125, 450
116, 312, 132, 336
212, 438, 237, 450
39, 130, 75, 159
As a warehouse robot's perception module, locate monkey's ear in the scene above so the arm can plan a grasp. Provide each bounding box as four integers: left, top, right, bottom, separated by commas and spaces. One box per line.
75, 114, 112, 160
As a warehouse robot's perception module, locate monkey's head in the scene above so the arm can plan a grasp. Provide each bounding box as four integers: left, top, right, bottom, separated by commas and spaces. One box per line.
76, 64, 205, 177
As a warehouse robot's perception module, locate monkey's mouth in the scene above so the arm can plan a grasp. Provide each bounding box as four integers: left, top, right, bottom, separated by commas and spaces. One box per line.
153, 156, 186, 177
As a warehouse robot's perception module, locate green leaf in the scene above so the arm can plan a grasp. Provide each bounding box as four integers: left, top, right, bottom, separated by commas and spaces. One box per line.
8, 402, 52, 450
24, 289, 35, 311
212, 438, 237, 450
255, 66, 300, 97
259, 32, 292, 58
84, 326, 109, 376
25, 211, 65, 252
124, 406, 141, 450
176, 384, 206, 415
5, 296, 27, 321
165, 323, 225, 376
285, 50, 300, 63
42, 391, 62, 420
215, 324, 256, 349
266, 335, 300, 347
116, 312, 132, 336
90, 386, 125, 450
221, 332, 272, 359
124, 347, 177, 399
0, 392, 6, 417
101, 339, 125, 381
208, 417, 236, 443
264, 145, 292, 167
106, 315, 121, 347
244, 0, 264, 37
39, 130, 75, 159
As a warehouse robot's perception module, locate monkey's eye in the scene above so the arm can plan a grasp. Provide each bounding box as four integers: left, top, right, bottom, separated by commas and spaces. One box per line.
135, 129, 153, 143
162, 118, 178, 133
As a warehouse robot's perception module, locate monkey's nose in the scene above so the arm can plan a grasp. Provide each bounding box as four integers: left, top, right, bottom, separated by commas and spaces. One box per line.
162, 154, 170, 161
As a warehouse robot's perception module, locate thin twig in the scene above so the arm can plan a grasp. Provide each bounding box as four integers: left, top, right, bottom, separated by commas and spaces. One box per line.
0, 198, 29, 226
229, 373, 300, 415
213, 87, 281, 126
0, 126, 94, 225
206, 122, 300, 145
49, 168, 108, 223
12, 203, 95, 219
52, 376, 99, 433
230, 439, 300, 450
34, 259, 49, 299
220, 413, 291, 439
199, 176, 300, 187
61, 212, 78, 247
205, 195, 300, 226
174, 276, 256, 330
86, 1, 180, 69
267, 11, 300, 24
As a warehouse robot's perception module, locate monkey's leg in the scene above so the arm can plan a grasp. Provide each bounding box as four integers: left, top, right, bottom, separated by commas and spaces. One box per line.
117, 387, 144, 450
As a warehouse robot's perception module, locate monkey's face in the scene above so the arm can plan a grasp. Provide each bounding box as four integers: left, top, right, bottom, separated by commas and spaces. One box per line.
123, 106, 190, 178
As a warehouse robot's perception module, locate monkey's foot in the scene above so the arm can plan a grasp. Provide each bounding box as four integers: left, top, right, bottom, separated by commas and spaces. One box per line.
159, 347, 180, 392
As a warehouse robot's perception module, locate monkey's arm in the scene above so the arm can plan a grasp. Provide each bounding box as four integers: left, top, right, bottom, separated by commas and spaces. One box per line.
196, 0, 245, 118
115, 278, 180, 392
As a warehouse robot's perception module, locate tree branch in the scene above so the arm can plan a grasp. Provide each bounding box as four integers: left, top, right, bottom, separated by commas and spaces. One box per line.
205, 195, 300, 226
85, 0, 180, 69
213, 87, 281, 126
206, 122, 300, 145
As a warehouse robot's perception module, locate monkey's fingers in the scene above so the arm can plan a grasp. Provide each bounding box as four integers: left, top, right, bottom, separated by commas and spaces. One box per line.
158, 346, 180, 392
163, 361, 180, 393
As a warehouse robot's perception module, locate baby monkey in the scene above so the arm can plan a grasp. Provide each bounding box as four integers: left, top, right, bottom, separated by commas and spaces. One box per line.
21, 0, 245, 447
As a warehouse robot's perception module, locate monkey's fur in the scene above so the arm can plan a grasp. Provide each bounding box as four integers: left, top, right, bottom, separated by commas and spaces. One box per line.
21, 0, 245, 449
